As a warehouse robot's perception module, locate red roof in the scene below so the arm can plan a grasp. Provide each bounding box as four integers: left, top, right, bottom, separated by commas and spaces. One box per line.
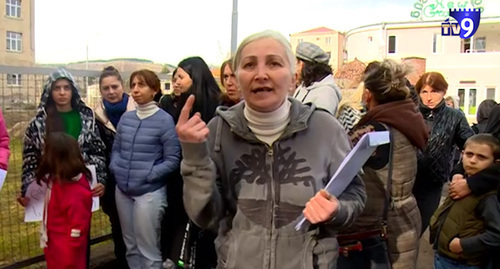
294, 27, 336, 35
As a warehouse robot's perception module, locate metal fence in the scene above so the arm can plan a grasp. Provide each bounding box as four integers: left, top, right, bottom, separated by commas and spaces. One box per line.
0, 65, 113, 269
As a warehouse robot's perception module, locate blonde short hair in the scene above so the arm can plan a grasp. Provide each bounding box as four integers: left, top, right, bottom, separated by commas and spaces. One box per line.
233, 30, 295, 76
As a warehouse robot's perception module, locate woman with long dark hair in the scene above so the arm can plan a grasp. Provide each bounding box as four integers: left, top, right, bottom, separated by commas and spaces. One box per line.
159, 56, 221, 268
18, 68, 107, 267
19, 68, 107, 202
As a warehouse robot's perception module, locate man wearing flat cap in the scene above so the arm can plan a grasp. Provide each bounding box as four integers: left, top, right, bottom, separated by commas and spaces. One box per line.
293, 42, 342, 115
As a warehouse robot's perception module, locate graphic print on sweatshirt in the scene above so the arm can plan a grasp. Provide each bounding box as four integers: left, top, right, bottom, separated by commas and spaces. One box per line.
229, 144, 315, 229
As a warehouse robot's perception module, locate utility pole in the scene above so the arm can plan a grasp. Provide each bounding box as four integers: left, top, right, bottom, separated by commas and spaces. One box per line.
230, 0, 238, 56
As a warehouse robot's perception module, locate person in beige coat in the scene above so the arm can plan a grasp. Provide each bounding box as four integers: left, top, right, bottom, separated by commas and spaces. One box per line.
337, 60, 428, 269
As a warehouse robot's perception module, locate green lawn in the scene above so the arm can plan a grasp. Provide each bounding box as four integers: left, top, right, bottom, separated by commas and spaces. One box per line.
0, 138, 111, 267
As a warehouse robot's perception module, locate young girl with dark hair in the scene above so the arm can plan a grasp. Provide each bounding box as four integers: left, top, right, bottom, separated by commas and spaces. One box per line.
38, 132, 93, 269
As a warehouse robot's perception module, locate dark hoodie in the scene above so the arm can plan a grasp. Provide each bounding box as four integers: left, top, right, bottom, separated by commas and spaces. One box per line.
21, 69, 107, 196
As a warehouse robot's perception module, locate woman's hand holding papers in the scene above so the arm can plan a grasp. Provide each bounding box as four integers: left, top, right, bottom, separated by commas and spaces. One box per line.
303, 189, 339, 224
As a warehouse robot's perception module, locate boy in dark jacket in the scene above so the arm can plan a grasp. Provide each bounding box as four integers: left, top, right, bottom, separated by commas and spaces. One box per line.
430, 134, 500, 268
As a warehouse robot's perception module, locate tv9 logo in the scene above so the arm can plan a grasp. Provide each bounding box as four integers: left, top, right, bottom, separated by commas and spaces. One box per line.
441, 9, 481, 39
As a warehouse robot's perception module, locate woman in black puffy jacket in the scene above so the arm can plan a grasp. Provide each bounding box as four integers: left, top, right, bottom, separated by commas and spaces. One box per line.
412, 72, 473, 236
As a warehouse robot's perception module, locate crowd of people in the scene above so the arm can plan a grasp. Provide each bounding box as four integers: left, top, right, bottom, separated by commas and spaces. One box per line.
3, 29, 499, 269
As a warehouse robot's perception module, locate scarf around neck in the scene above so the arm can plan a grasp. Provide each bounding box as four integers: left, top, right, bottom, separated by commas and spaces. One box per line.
103, 94, 129, 128
357, 99, 429, 150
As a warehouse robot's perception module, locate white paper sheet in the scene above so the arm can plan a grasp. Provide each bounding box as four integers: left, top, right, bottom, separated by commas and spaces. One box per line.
87, 165, 100, 212
0, 169, 6, 192
24, 165, 100, 222
295, 131, 390, 231
23, 181, 47, 222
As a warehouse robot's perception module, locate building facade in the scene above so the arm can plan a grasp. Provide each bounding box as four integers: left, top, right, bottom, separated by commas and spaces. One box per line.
0, 0, 35, 67
345, 16, 500, 122
290, 27, 345, 72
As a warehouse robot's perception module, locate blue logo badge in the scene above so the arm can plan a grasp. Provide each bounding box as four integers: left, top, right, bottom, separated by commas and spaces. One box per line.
441, 9, 481, 39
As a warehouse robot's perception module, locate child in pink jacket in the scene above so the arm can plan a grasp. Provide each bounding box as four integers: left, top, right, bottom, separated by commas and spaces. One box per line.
0, 110, 10, 170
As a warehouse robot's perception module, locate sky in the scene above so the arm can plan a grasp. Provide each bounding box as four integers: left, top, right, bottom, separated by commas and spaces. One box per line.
34, 0, 500, 66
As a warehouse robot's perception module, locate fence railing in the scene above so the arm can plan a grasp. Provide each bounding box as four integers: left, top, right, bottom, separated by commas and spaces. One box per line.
0, 65, 122, 268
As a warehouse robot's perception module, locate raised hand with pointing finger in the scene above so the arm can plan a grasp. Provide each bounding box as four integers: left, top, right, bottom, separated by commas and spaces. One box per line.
177, 30, 366, 269
175, 95, 210, 143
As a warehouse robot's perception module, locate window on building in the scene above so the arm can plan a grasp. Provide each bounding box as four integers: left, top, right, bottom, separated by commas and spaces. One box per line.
6, 0, 21, 18
6, 31, 22, 51
458, 89, 465, 110
433, 33, 443, 53
7, 74, 21, 86
298, 38, 303, 43
388, 35, 396, 54
326, 37, 331, 44
469, 88, 477, 115
461, 38, 471, 53
474, 37, 486, 52
487, 88, 496, 100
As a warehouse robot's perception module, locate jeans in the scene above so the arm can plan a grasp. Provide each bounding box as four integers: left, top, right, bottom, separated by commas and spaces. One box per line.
337, 237, 391, 269
116, 186, 167, 269
434, 253, 481, 269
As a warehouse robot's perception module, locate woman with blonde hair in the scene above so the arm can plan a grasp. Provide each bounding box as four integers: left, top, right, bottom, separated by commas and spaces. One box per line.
338, 59, 428, 269
176, 29, 365, 269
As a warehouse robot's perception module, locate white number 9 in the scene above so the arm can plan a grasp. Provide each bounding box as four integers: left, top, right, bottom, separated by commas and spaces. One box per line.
461, 18, 474, 38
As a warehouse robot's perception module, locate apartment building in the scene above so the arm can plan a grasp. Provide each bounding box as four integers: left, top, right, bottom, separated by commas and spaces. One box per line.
290, 27, 345, 72
0, 0, 35, 67
0, 0, 35, 98
345, 16, 500, 122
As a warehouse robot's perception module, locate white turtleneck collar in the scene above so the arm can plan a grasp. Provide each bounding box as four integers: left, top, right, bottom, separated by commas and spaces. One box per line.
136, 101, 159, 119
243, 99, 291, 146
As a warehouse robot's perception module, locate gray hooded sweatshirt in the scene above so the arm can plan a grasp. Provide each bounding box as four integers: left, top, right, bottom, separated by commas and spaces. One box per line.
180, 98, 366, 269
294, 74, 343, 115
